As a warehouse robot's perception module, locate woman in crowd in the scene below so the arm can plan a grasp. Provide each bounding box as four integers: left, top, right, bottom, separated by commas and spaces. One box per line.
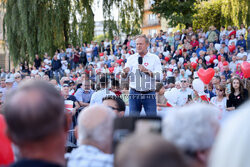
227, 77, 248, 111
211, 84, 227, 119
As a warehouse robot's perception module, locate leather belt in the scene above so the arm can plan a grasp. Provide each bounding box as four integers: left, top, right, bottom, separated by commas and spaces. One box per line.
131, 88, 154, 94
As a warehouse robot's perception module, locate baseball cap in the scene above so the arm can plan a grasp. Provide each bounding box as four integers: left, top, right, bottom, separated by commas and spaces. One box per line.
5, 78, 14, 83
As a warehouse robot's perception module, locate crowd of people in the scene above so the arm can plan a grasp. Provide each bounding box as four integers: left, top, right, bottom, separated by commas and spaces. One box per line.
0, 24, 250, 166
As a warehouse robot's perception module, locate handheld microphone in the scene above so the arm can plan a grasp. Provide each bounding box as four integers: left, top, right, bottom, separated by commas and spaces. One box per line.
138, 57, 143, 77
138, 57, 143, 65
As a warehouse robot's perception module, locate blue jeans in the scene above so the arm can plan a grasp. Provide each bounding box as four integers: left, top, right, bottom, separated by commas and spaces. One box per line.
129, 89, 157, 116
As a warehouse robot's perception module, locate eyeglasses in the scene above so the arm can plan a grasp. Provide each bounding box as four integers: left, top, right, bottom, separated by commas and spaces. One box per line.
181, 80, 187, 83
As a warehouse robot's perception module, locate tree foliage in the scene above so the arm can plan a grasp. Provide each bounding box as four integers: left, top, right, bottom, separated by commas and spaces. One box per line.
192, 0, 226, 31
3, 0, 70, 65
102, 0, 144, 39
193, 0, 249, 31
221, 0, 249, 28
151, 0, 198, 28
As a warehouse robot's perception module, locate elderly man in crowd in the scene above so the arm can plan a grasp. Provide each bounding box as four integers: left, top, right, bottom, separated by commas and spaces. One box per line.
115, 133, 189, 167
67, 104, 116, 167
162, 103, 219, 167
13, 73, 22, 88
3, 80, 69, 167
74, 80, 94, 107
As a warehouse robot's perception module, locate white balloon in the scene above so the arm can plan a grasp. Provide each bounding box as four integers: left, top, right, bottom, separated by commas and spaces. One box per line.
179, 57, 184, 64
163, 51, 170, 57
192, 79, 204, 93
205, 56, 210, 62
215, 44, 221, 51
164, 88, 179, 106
213, 59, 218, 64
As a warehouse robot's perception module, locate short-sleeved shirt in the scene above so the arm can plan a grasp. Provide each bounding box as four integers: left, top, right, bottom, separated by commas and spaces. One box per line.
124, 52, 163, 91
74, 88, 94, 103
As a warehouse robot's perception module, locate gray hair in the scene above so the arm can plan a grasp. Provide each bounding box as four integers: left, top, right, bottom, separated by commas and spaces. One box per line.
77, 104, 116, 146
115, 133, 188, 167
209, 101, 250, 167
162, 103, 219, 152
136, 35, 150, 44
3, 80, 65, 144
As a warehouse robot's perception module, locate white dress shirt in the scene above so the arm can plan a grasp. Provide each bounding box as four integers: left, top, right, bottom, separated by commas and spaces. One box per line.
90, 88, 115, 105
124, 52, 163, 91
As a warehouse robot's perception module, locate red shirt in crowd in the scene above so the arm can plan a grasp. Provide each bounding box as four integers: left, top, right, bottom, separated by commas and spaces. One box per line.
190, 40, 199, 48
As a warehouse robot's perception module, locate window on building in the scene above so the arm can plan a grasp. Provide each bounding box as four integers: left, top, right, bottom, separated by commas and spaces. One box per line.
148, 14, 157, 21
149, 29, 157, 36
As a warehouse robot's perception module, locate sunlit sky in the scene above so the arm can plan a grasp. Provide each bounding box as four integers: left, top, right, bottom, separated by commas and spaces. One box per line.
93, 0, 118, 21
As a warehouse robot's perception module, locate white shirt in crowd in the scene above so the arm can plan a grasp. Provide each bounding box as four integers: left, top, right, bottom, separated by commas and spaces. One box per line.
61, 60, 68, 71
228, 39, 237, 46
31, 69, 38, 75
237, 52, 247, 59
211, 96, 227, 119
86, 47, 92, 57
90, 88, 115, 105
44, 59, 52, 70
176, 88, 193, 106
229, 61, 238, 73
124, 52, 163, 91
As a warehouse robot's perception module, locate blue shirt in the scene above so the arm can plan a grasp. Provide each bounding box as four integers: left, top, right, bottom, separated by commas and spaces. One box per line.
236, 39, 246, 51
223, 70, 232, 80
196, 47, 207, 57
74, 88, 94, 103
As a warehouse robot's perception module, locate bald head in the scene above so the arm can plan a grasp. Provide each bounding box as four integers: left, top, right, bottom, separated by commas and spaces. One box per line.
3, 80, 65, 144
78, 104, 116, 153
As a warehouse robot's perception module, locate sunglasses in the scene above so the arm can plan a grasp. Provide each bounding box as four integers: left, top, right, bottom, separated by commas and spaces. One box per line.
15, 76, 21, 79
181, 80, 187, 83
216, 89, 223, 92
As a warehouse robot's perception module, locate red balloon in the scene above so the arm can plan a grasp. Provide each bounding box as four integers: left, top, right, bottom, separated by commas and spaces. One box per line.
0, 115, 14, 165
223, 61, 229, 66
179, 49, 182, 56
241, 62, 250, 78
99, 52, 104, 56
116, 59, 123, 65
218, 55, 221, 61
109, 67, 114, 73
191, 62, 197, 69
197, 68, 215, 84
165, 56, 170, 62
229, 45, 235, 52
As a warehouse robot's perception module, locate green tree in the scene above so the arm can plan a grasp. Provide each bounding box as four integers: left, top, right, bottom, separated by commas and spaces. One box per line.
3, 0, 70, 65
103, 0, 144, 39
193, 0, 249, 31
151, 0, 198, 28
192, 0, 227, 31
221, 0, 249, 28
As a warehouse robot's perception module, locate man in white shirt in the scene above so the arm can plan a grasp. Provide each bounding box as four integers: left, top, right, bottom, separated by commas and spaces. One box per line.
236, 47, 247, 60
176, 78, 193, 106
229, 56, 238, 73
90, 76, 115, 105
122, 35, 163, 116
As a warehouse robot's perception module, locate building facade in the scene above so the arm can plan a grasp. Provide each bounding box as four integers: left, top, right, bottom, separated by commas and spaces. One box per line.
141, 0, 168, 36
